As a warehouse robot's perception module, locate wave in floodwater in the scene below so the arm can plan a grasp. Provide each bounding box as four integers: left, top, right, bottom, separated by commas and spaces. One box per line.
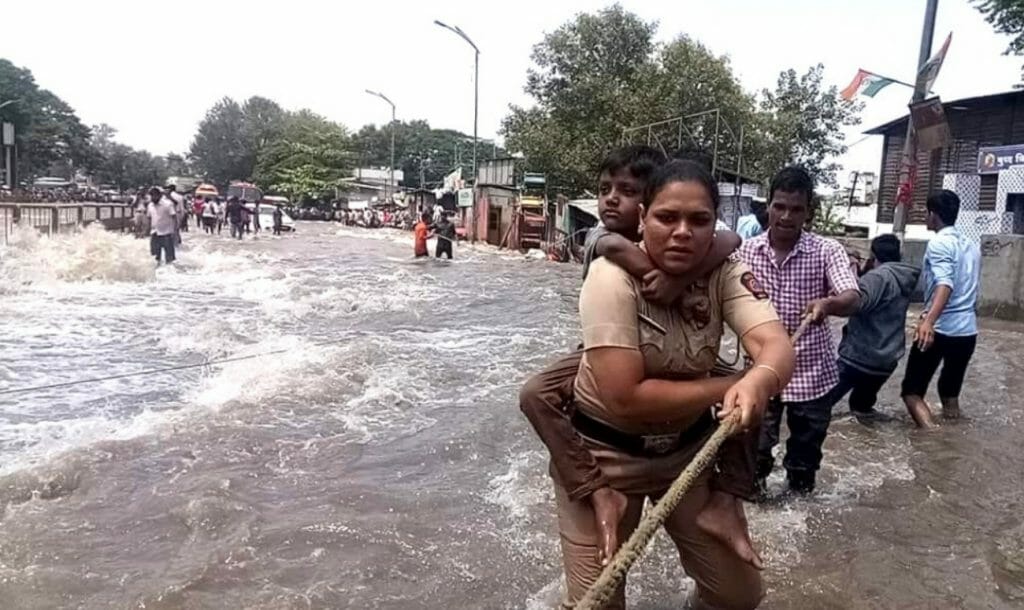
1, 221, 1023, 609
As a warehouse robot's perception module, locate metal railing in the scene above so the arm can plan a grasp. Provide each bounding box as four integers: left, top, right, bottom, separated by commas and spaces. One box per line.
0, 203, 135, 245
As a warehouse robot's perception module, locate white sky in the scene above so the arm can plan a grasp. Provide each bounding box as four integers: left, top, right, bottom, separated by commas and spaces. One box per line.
3, 0, 1021, 185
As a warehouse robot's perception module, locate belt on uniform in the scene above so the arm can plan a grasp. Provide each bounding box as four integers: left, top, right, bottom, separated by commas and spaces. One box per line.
570, 409, 715, 458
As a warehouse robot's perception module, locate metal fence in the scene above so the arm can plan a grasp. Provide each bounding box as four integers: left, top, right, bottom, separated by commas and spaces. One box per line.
0, 203, 135, 245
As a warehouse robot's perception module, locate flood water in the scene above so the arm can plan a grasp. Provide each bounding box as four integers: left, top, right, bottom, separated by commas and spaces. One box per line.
1, 221, 1023, 609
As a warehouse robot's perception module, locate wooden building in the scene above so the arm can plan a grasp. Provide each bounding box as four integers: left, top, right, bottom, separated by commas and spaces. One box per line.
866, 90, 1024, 238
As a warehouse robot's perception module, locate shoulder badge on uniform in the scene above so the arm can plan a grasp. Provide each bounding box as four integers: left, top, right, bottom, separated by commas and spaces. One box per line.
740, 271, 769, 300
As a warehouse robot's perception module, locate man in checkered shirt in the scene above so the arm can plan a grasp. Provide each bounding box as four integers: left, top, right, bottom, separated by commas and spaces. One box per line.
739, 167, 859, 495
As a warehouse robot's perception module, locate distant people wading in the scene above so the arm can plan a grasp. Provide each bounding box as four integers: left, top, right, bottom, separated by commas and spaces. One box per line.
253, 199, 262, 233
147, 187, 177, 264
226, 197, 244, 240
432, 212, 457, 259
202, 198, 218, 234
273, 204, 284, 236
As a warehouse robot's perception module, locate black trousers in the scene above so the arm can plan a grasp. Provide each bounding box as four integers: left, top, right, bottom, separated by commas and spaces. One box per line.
149, 234, 175, 264
436, 240, 453, 259
832, 361, 892, 414
757, 391, 836, 479
900, 333, 978, 399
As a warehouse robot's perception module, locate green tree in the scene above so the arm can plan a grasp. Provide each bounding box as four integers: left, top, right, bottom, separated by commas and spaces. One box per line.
0, 59, 96, 181
974, 0, 1024, 79
351, 120, 500, 188
501, 7, 862, 195
754, 64, 862, 188
189, 97, 249, 184
253, 109, 353, 202
502, 4, 657, 193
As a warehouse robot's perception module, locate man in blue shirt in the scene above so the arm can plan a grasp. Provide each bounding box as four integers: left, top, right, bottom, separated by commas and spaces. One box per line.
900, 190, 981, 427
735, 199, 767, 241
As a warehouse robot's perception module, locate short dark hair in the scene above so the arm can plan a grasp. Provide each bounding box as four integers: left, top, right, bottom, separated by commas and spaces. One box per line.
926, 189, 960, 226
421, 211, 431, 221
870, 234, 902, 263
644, 159, 721, 212
769, 166, 814, 205
597, 145, 667, 184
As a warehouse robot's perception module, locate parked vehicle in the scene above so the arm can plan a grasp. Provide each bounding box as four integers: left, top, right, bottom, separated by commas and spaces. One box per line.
246, 196, 296, 232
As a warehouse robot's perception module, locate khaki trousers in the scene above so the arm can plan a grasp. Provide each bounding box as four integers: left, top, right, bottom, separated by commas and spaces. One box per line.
553, 441, 764, 610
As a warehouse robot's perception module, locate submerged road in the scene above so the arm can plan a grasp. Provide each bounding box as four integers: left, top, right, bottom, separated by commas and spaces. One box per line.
1, 222, 1022, 608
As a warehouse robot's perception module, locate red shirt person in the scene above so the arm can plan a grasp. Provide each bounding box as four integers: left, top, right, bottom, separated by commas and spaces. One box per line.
413, 212, 431, 258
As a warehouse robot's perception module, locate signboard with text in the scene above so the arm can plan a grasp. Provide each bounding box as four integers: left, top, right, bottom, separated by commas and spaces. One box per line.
457, 188, 473, 208
978, 145, 1024, 174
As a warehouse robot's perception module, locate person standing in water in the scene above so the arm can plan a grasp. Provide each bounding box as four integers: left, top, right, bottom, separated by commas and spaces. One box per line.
226, 196, 244, 240
202, 198, 218, 234
413, 212, 430, 258
547, 159, 793, 609
804, 234, 920, 424
147, 187, 177, 264
431, 211, 457, 259
740, 166, 859, 496
273, 204, 284, 236
900, 190, 981, 427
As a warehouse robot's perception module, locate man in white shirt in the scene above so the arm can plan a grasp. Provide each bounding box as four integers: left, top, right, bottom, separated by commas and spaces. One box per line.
166, 184, 186, 243
147, 187, 177, 264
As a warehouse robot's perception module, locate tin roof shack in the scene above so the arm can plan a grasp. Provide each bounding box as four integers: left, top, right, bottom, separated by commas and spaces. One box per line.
473, 158, 518, 247
866, 90, 1024, 241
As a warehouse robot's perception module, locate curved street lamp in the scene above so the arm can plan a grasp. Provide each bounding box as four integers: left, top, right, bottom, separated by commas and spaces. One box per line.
365, 89, 396, 202
433, 20, 479, 181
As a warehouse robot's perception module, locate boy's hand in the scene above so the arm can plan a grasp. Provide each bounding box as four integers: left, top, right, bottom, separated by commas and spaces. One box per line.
641, 269, 684, 305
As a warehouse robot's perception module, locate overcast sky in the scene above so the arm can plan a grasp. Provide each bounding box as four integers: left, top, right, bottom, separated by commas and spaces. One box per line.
3, 0, 1021, 184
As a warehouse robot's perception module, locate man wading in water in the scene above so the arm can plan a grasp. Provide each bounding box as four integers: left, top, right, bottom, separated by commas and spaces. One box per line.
520, 146, 781, 579
525, 159, 794, 609
739, 167, 859, 496
805, 234, 920, 425
900, 190, 981, 427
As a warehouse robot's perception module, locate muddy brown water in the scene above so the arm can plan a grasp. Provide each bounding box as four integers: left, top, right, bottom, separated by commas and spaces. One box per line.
0, 222, 1022, 608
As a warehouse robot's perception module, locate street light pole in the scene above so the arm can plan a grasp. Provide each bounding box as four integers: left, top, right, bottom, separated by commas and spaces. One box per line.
365, 89, 396, 203
435, 20, 480, 239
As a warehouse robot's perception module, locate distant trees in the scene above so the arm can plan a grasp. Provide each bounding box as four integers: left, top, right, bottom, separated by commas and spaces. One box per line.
0, 59, 96, 181
974, 0, 1024, 81
501, 5, 863, 193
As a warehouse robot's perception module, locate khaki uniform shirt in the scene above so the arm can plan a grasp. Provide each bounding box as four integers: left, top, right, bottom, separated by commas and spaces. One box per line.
574, 257, 778, 434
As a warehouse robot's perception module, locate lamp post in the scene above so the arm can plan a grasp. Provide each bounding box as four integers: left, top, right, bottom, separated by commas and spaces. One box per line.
365, 89, 396, 203
434, 20, 478, 179
0, 99, 19, 189
435, 19, 479, 239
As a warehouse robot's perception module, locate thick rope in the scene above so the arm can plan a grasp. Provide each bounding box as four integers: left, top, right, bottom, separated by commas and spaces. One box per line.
572, 316, 811, 609
573, 414, 739, 610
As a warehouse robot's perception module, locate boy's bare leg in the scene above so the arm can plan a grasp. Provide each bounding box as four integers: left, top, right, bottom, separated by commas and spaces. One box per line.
696, 491, 763, 569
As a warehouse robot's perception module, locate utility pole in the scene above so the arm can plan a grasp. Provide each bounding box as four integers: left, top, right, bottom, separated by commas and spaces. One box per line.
891, 0, 939, 238
365, 90, 396, 203
848, 171, 861, 210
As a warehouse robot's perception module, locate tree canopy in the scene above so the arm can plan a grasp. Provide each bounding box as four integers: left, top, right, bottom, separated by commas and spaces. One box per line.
974, 0, 1024, 79
501, 5, 862, 193
0, 59, 96, 181
351, 120, 502, 189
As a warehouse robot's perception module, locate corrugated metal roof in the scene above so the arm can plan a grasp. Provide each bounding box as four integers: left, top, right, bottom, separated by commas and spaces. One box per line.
864, 90, 1024, 135
568, 199, 599, 220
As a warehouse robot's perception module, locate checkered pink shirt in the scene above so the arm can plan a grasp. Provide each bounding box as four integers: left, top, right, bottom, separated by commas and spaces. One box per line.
739, 231, 859, 402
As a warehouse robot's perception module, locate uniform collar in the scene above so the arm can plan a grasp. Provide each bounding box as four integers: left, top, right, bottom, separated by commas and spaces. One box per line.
937, 225, 958, 236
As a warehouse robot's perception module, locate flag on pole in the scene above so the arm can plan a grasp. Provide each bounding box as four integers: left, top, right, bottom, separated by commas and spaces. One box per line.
841, 69, 898, 101
916, 32, 952, 94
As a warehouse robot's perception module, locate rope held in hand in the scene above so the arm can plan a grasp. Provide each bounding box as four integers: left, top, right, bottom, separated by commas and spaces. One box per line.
572, 315, 810, 610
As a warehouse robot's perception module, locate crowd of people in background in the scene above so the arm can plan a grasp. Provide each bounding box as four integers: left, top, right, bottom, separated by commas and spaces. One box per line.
131, 185, 290, 264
